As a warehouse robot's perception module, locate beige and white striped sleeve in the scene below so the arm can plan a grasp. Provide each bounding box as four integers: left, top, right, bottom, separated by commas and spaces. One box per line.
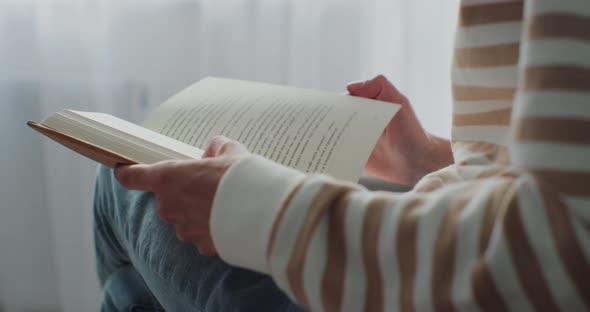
210, 1, 590, 311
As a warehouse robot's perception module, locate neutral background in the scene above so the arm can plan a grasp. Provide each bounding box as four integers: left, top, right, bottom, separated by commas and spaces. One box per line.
0, 0, 458, 311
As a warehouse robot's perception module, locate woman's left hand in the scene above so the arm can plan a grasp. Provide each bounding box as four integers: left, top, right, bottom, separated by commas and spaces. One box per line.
115, 136, 250, 256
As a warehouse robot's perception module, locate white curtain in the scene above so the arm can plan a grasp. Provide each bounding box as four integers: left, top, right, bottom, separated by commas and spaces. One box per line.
0, 0, 458, 311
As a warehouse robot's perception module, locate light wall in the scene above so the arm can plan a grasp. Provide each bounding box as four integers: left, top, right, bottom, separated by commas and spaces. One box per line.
0, 0, 458, 310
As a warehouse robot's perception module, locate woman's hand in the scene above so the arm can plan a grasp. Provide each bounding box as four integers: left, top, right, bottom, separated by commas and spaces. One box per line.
114, 136, 250, 256
348, 75, 453, 184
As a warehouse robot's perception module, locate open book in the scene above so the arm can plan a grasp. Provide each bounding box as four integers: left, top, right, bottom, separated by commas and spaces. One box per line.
29, 77, 400, 182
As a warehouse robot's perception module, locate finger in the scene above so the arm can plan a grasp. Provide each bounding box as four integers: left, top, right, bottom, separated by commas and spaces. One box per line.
196, 239, 217, 257
346, 80, 366, 94
203, 135, 229, 158
158, 193, 207, 225
175, 223, 209, 236
157, 204, 185, 224
175, 226, 210, 245
203, 135, 248, 158
347, 75, 406, 104
114, 164, 158, 191
175, 227, 201, 242
347, 75, 383, 98
374, 78, 408, 105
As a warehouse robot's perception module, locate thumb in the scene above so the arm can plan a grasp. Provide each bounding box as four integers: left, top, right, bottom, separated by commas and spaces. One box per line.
347, 79, 380, 99
203, 136, 248, 158
346, 80, 366, 93
114, 163, 157, 191
348, 75, 407, 105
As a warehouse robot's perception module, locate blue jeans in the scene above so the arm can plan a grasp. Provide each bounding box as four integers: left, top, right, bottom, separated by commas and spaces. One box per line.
93, 165, 302, 312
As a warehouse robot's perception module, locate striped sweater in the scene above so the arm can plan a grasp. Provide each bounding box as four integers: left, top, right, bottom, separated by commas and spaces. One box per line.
210, 0, 590, 311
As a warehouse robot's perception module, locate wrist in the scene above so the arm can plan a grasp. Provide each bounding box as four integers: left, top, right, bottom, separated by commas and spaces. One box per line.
418, 134, 454, 174
211, 155, 306, 273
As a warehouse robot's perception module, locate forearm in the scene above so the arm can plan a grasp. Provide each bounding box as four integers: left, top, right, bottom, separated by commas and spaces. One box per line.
210, 154, 587, 311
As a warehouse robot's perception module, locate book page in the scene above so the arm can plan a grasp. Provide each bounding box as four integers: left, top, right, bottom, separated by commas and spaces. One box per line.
41, 110, 204, 164
144, 77, 399, 182
67, 110, 204, 160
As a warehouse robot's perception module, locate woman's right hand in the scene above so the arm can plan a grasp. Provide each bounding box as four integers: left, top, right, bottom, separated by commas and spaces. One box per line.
347, 75, 453, 185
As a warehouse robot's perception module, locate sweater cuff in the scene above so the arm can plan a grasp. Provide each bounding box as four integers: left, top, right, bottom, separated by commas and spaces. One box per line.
210, 155, 306, 273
